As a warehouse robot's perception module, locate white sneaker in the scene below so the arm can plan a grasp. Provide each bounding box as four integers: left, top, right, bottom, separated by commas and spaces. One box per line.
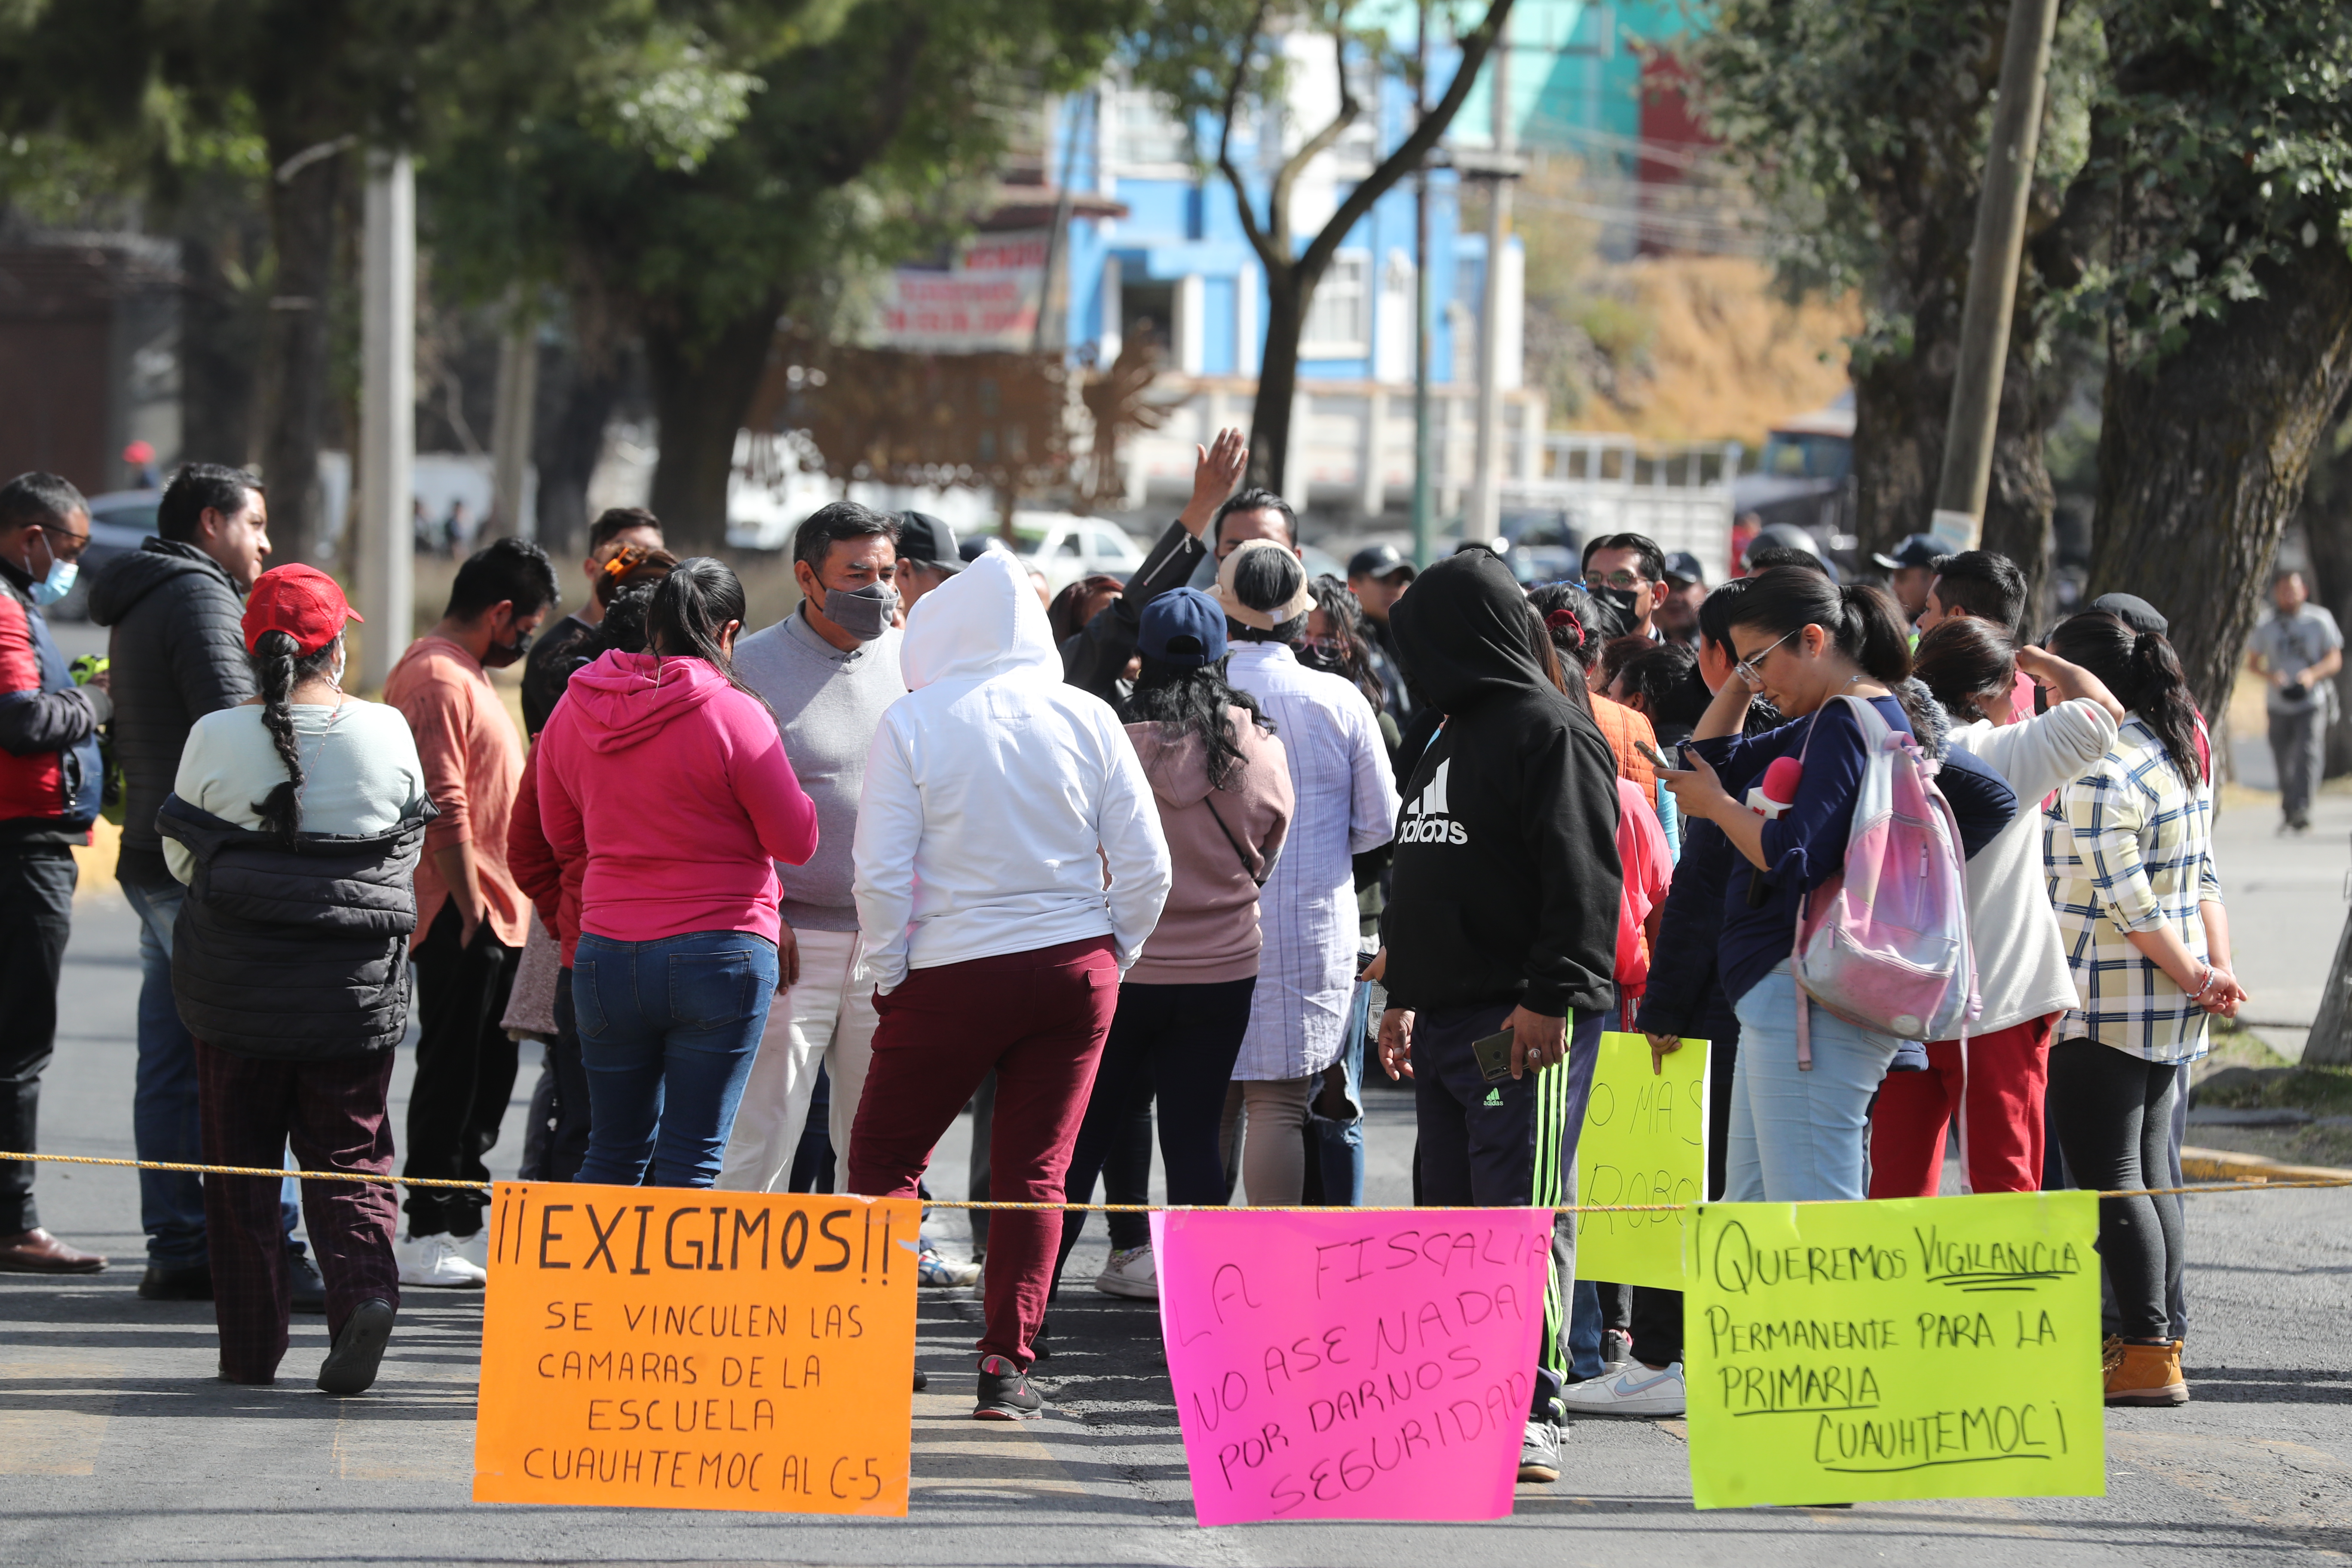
457, 1229, 491, 1273
398, 1232, 487, 1289
1560, 1361, 1687, 1417
1093, 1244, 1159, 1300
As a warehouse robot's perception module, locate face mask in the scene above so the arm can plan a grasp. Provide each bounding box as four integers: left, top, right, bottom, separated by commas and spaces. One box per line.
484, 628, 532, 670
822, 582, 899, 642
1590, 584, 1641, 621
1298, 634, 1347, 674
29, 558, 76, 607
328, 643, 348, 690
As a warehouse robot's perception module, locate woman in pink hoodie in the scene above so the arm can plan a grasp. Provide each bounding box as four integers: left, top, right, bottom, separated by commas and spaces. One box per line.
1049, 588, 1292, 1302
537, 559, 819, 1187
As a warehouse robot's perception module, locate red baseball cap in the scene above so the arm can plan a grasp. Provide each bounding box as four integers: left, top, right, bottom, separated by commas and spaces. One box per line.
243, 564, 362, 655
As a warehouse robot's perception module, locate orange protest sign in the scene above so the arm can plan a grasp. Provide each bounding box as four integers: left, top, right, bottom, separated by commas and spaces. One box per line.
471, 1182, 921, 1515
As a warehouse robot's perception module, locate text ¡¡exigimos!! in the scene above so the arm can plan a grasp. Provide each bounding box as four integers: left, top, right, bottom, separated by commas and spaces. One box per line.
471, 1182, 922, 1515
1683, 1190, 2107, 1510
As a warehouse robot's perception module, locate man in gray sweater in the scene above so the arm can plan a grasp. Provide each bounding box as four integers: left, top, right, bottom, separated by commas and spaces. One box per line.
719, 501, 908, 1198
87, 464, 318, 1308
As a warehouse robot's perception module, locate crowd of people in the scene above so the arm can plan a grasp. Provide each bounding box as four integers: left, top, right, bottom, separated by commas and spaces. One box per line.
0, 435, 2249, 1475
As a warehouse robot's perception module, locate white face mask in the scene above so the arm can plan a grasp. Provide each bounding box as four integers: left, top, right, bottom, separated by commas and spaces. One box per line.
328, 642, 347, 690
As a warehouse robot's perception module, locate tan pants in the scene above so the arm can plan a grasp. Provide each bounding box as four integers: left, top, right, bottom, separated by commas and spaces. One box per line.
1218, 1076, 1314, 1206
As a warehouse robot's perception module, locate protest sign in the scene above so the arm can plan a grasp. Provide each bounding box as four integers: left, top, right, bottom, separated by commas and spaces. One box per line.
1574, 1030, 1707, 1289
472, 1182, 921, 1515
1684, 1190, 2106, 1509
1152, 1207, 1555, 1525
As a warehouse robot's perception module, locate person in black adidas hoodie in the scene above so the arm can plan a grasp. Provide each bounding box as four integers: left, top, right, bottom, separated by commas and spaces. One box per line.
1373, 547, 1621, 1483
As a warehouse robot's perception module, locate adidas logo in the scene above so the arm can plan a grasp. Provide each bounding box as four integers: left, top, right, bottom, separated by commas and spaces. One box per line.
1399, 759, 1467, 845
1482, 1088, 1504, 1106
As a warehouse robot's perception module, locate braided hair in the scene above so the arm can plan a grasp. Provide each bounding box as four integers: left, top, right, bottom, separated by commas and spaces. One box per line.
248, 629, 343, 842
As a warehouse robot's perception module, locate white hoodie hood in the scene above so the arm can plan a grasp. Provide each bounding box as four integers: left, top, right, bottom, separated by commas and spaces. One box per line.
853, 551, 1171, 991
899, 550, 1060, 690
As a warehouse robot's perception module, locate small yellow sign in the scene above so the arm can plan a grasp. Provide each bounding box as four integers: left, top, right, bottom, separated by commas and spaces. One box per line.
1574, 1031, 1707, 1290
1684, 1190, 2107, 1508
471, 1182, 921, 1514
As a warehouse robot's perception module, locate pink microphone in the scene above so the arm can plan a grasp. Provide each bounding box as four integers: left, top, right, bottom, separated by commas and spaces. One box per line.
1746, 754, 1803, 820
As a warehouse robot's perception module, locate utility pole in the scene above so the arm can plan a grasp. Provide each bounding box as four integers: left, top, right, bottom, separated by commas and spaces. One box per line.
357, 150, 414, 693
1412, 1, 1434, 571
1930, 0, 2061, 553
489, 309, 537, 542
1467, 4, 1513, 545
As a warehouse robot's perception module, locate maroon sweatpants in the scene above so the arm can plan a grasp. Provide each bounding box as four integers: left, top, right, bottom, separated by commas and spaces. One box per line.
1867, 1013, 2057, 1198
197, 1042, 401, 1384
847, 937, 1119, 1369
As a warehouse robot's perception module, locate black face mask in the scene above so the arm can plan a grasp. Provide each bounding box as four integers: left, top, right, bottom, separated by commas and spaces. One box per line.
1591, 584, 1643, 622
484, 628, 533, 670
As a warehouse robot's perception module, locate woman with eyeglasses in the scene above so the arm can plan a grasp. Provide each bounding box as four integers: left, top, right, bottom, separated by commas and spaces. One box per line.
1655, 567, 2015, 1201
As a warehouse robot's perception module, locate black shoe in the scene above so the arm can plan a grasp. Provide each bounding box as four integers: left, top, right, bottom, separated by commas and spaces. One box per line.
317, 1298, 395, 1396
974, 1355, 1042, 1420
138, 1262, 213, 1301
288, 1251, 327, 1314
913, 1368, 928, 1392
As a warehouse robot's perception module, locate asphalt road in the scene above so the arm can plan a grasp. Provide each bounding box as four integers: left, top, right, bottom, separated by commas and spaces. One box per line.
5, 891, 2349, 1566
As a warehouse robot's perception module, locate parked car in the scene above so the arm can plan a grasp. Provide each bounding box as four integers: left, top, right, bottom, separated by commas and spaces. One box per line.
1731, 397, 1856, 560
46, 489, 160, 622
1010, 512, 1148, 595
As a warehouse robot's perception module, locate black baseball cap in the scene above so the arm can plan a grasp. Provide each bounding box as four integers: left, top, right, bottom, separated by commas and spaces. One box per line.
2086, 592, 2167, 638
1348, 542, 1415, 582
1871, 532, 1944, 572
1662, 550, 1706, 588
898, 511, 961, 572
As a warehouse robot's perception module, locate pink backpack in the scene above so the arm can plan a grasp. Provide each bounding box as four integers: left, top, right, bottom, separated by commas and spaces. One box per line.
1788, 695, 1978, 1066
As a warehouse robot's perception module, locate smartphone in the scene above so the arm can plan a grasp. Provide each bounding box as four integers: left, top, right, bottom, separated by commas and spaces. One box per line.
1471, 1028, 1517, 1084
1634, 737, 1680, 774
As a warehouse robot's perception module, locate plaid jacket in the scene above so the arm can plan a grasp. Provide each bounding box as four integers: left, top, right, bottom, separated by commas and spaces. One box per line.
2044, 715, 2220, 1063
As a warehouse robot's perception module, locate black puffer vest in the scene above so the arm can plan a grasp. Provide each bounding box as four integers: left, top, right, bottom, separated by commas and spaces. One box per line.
156, 793, 436, 1060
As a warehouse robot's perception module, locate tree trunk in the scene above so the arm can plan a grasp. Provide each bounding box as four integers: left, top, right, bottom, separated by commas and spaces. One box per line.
254, 145, 347, 566
172, 180, 269, 471
2292, 393, 2352, 776
1248, 280, 1304, 494
645, 297, 782, 554
533, 336, 627, 562
2086, 244, 2352, 722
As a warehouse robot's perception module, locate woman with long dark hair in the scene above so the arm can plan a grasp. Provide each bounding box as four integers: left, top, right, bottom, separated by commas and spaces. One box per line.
1051, 588, 1292, 1297
2041, 610, 2244, 1406
1659, 567, 2014, 1202
1870, 617, 2123, 1204
536, 558, 820, 1187
160, 565, 432, 1393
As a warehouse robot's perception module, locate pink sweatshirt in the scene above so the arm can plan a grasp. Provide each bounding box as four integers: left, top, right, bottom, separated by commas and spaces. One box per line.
536, 651, 818, 948
1123, 709, 1293, 986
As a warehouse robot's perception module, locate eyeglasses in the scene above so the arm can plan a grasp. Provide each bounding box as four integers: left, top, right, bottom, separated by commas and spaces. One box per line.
1731, 627, 1799, 688
36, 523, 90, 563
1584, 569, 1648, 592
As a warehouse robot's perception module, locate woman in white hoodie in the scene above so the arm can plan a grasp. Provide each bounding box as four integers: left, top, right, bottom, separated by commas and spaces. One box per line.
1867, 617, 2122, 1197
846, 551, 1171, 1421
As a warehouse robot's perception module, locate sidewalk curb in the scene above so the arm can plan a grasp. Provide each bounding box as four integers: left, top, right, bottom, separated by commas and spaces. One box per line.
2179, 1144, 2352, 1184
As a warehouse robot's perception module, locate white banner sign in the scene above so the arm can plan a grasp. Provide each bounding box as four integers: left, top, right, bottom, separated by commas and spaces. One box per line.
870, 230, 1048, 353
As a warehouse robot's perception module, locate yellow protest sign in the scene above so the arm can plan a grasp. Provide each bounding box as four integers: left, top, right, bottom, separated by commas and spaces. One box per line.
1684, 1190, 2106, 1509
1574, 1031, 1707, 1290
472, 1182, 921, 1514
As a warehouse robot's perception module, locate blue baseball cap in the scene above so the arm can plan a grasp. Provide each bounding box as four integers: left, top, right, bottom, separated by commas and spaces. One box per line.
1137, 587, 1227, 668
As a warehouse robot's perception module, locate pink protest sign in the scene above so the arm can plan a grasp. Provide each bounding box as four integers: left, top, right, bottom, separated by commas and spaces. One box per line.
1151, 1207, 1555, 1525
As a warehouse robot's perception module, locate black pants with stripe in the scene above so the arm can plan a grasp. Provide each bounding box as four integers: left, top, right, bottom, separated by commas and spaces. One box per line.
1412, 1000, 1596, 1425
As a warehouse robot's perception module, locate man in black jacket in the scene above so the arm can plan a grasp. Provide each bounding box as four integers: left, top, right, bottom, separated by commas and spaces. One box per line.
1061, 427, 1249, 706
1374, 548, 1622, 1487
87, 463, 319, 1306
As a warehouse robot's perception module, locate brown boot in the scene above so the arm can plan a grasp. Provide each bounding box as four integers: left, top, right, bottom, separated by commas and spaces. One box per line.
2104, 1340, 2187, 1406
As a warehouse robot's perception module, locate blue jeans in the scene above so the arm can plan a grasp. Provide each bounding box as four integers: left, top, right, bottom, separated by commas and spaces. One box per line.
122, 873, 299, 1265
1726, 967, 1900, 1202
1309, 980, 1373, 1206
573, 931, 778, 1188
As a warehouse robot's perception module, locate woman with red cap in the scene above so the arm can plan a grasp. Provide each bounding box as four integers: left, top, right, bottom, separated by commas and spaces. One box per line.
157, 564, 434, 1395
